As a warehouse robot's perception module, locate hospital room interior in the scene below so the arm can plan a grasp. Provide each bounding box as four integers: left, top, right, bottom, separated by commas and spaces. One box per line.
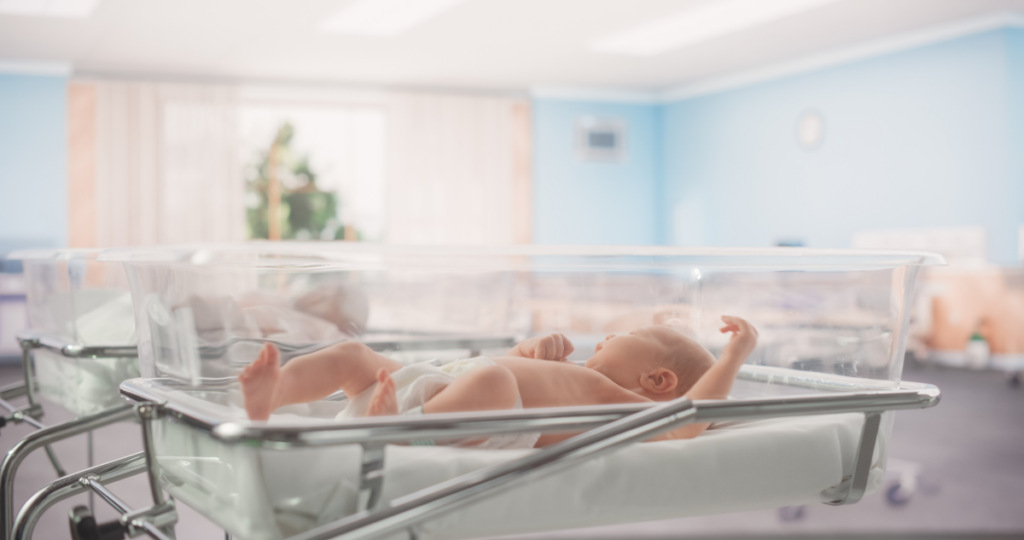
1, 0, 1024, 539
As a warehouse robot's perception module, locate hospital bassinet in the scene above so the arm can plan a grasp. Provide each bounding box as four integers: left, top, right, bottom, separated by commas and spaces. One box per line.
9, 249, 138, 417
911, 265, 1024, 378
8, 245, 944, 540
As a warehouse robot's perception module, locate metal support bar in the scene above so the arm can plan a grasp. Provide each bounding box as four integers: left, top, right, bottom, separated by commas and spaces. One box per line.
192, 385, 938, 449
81, 477, 177, 539
135, 402, 167, 508
289, 396, 698, 540
12, 336, 62, 478
1, 403, 136, 540
0, 383, 27, 402
0, 400, 45, 431
86, 431, 94, 512
10, 452, 146, 540
825, 411, 883, 506
17, 331, 138, 360
80, 477, 132, 514
357, 444, 386, 512
17, 339, 39, 414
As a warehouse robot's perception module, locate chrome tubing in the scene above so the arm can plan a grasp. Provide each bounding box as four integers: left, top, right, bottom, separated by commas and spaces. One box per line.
17, 339, 38, 412
1, 403, 136, 539
16, 331, 138, 359
135, 403, 167, 507
190, 384, 938, 449
830, 411, 882, 505
80, 477, 176, 540
0, 383, 27, 402
10, 452, 146, 540
12, 336, 59, 477
290, 397, 699, 540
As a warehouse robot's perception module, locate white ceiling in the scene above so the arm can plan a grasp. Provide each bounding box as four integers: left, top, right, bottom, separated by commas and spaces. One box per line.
2, 0, 1024, 93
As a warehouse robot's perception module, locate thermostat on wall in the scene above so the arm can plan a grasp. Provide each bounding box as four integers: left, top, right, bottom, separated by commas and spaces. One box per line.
797, 110, 825, 150
577, 117, 626, 162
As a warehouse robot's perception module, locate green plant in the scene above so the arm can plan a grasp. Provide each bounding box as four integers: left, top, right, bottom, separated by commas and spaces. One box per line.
245, 122, 349, 240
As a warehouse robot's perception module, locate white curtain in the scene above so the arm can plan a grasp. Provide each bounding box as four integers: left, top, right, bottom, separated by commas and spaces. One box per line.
94, 81, 244, 247
385, 93, 532, 244
86, 81, 529, 247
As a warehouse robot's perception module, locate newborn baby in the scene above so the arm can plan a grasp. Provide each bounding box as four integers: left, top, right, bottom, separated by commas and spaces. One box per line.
240, 316, 757, 448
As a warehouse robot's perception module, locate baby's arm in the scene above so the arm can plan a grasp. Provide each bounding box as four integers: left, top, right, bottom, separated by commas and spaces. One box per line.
506, 333, 574, 362
652, 316, 758, 441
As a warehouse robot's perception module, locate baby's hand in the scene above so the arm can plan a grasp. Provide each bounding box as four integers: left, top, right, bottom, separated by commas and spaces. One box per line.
719, 315, 758, 361
523, 333, 575, 362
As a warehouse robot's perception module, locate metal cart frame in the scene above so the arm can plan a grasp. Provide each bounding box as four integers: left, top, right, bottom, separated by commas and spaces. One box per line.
6, 366, 939, 540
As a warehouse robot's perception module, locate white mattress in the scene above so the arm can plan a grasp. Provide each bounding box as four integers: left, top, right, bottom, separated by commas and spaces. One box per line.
375, 413, 884, 540
151, 391, 885, 540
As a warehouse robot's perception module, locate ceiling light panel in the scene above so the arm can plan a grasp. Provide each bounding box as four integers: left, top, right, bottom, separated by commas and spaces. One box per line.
319, 0, 471, 37
0, 0, 100, 18
591, 0, 840, 56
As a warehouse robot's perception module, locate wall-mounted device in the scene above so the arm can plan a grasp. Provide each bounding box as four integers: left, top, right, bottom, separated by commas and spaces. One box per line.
576, 117, 626, 162
797, 109, 825, 150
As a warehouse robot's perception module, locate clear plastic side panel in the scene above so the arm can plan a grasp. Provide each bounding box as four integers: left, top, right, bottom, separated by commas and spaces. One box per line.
33, 350, 139, 416
123, 256, 918, 393
155, 418, 362, 540
696, 268, 916, 387
22, 256, 135, 345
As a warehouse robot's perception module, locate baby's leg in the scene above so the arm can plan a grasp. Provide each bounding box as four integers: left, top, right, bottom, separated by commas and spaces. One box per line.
422, 365, 520, 414
240, 341, 402, 420
276, 341, 402, 406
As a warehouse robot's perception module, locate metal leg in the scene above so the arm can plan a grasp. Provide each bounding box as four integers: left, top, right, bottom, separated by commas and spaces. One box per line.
825, 411, 883, 506
18, 341, 39, 413
40, 446, 65, 478
87, 430, 94, 512
10, 401, 179, 540
1, 403, 135, 539
13, 338, 62, 478
10, 452, 146, 540
358, 444, 385, 512
135, 403, 165, 507
135, 402, 175, 538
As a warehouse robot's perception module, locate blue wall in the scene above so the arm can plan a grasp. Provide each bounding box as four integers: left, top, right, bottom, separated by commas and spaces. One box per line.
532, 100, 662, 245
533, 29, 1024, 263
0, 74, 68, 259
662, 29, 1024, 263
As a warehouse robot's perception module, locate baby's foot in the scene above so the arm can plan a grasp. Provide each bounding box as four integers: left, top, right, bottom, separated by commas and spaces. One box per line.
366, 369, 398, 417
239, 344, 281, 421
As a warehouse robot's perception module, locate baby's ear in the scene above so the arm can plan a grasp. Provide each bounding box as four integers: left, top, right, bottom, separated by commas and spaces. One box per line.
641, 368, 679, 395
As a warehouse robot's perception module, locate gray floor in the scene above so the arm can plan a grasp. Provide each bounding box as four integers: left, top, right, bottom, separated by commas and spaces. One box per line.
2, 361, 1022, 539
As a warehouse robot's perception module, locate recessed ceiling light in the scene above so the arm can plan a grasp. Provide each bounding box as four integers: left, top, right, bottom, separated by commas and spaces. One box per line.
590, 0, 840, 56
318, 0, 471, 37
0, 0, 101, 18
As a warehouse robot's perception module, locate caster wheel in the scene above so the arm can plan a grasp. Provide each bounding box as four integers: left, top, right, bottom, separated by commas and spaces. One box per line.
886, 483, 913, 506
69, 505, 126, 540
778, 505, 805, 522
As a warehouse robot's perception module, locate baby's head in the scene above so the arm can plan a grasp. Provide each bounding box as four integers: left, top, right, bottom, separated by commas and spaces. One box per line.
585, 326, 714, 401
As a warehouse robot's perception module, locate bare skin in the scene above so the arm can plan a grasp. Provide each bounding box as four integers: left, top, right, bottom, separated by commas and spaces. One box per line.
240, 317, 758, 446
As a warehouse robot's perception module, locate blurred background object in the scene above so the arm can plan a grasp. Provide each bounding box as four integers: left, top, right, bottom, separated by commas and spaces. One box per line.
2, 0, 1024, 538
